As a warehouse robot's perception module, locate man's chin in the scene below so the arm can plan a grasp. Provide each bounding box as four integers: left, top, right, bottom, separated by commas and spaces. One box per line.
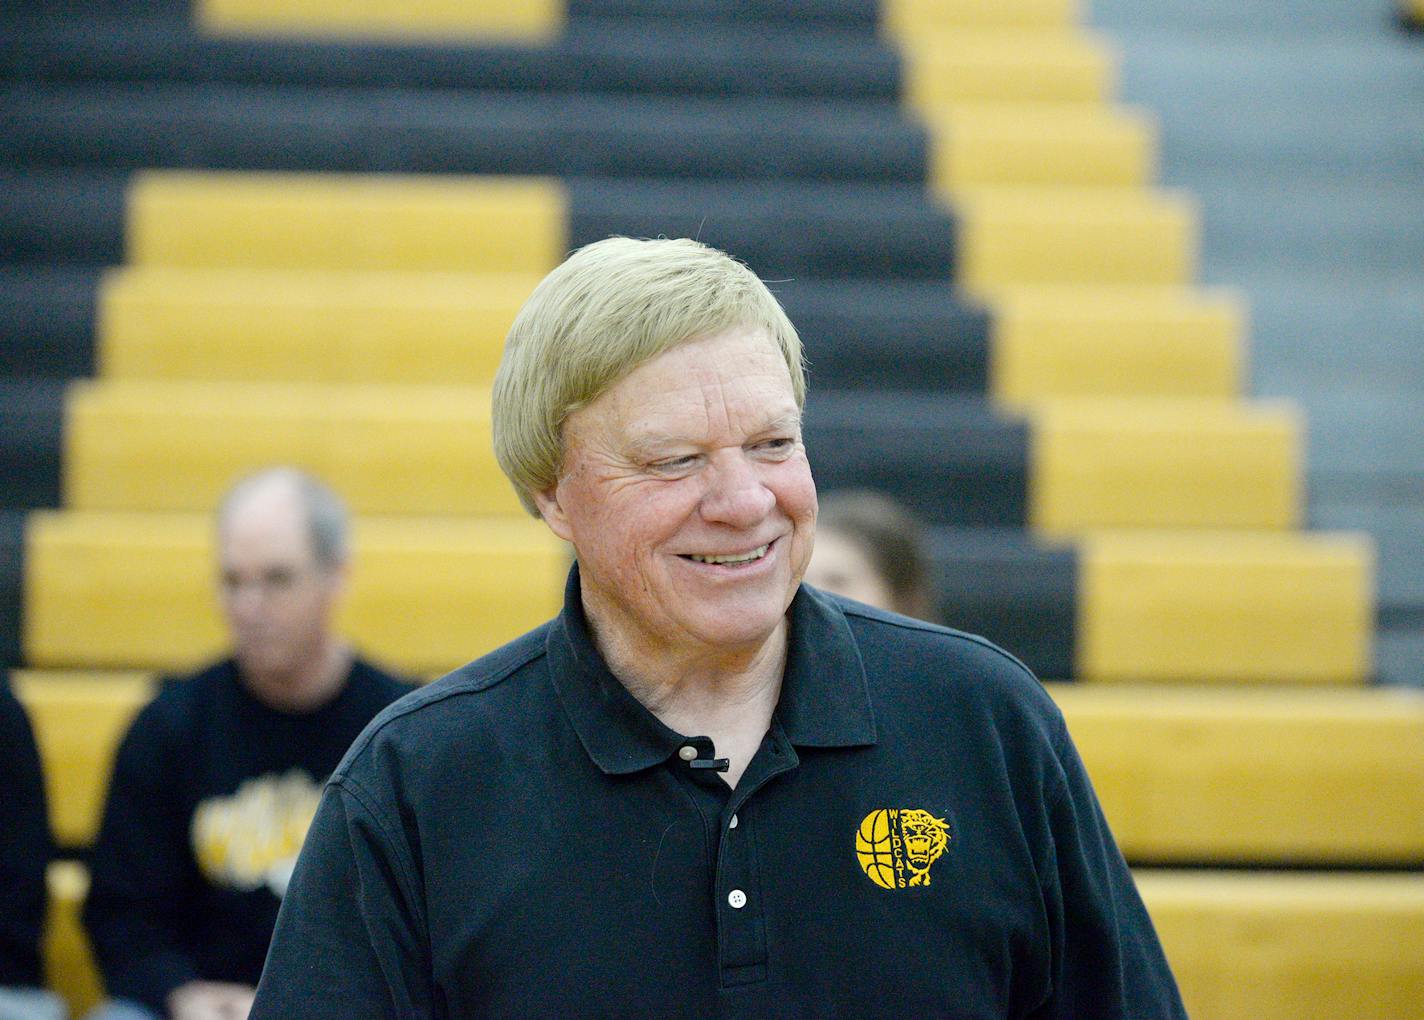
681, 600, 791, 651
234, 649, 295, 681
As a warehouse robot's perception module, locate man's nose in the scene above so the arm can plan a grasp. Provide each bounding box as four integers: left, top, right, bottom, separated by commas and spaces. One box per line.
699, 451, 776, 527
224, 580, 268, 616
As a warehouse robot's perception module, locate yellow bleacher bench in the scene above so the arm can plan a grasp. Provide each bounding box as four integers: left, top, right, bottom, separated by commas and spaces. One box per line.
1027, 398, 1302, 534
989, 286, 1245, 405
126, 171, 566, 274
924, 103, 1158, 190
1052, 684, 1424, 864
899, 31, 1117, 106
882, 0, 1082, 33
98, 267, 533, 386
25, 511, 566, 676
63, 380, 522, 516
1137, 870, 1424, 1020
1076, 530, 1374, 684
13, 671, 155, 848
42, 848, 1424, 1020
45, 861, 104, 1020
196, 0, 561, 42
950, 186, 1198, 289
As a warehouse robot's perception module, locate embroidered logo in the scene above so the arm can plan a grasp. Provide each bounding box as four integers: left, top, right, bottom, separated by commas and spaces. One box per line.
855, 808, 950, 889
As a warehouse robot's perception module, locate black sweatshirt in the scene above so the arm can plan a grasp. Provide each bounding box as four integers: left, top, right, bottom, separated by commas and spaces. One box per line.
0, 675, 51, 987
83, 657, 412, 1012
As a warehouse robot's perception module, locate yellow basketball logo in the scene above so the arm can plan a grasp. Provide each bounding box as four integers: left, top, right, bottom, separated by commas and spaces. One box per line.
855, 808, 950, 889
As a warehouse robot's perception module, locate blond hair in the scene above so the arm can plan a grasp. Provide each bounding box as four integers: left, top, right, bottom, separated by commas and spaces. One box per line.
493, 236, 805, 515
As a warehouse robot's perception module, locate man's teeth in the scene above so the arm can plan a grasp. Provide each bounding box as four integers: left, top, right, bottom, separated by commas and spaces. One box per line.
688, 544, 769, 565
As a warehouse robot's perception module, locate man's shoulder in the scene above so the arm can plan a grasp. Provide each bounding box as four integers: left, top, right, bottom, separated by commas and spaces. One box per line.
331, 623, 554, 782
145, 656, 238, 715
346, 656, 421, 701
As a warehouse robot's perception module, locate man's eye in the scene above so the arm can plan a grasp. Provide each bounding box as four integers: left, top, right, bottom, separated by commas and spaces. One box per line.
652, 456, 697, 472
757, 438, 795, 454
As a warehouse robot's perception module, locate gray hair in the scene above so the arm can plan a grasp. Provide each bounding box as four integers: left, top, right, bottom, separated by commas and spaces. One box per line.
492, 236, 806, 515
217, 467, 350, 568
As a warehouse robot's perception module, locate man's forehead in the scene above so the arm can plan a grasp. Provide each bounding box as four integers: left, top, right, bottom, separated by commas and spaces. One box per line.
220, 490, 314, 558
621, 406, 803, 451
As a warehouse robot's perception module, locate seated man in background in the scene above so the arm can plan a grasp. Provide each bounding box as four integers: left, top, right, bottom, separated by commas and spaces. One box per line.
84, 468, 413, 1020
0, 677, 63, 1020
802, 487, 937, 621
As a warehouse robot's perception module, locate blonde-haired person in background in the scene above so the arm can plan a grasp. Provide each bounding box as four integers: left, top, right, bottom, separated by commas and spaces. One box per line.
252, 237, 1184, 1020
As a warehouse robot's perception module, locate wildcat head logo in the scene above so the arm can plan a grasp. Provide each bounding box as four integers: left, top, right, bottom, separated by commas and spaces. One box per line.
855, 809, 950, 889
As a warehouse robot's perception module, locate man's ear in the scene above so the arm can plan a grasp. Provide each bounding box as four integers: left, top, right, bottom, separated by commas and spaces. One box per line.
533, 484, 575, 543
316, 559, 351, 607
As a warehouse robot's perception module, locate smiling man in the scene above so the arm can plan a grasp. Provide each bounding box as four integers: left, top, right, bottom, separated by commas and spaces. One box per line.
251, 238, 1185, 1019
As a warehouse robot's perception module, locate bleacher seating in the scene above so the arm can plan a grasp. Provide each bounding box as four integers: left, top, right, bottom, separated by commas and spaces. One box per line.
0, 2, 1417, 1018
24, 511, 565, 674
1403, 0, 1424, 32
11, 671, 152, 848
1136, 870, 1424, 1019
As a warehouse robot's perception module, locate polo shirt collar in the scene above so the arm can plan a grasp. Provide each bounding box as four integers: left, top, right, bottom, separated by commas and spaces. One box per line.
547, 564, 877, 776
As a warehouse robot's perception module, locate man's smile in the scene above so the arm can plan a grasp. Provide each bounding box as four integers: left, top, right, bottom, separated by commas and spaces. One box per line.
682, 543, 772, 567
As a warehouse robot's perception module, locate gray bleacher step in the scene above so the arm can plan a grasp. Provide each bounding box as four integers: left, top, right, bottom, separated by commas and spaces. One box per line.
1099, 34, 1424, 186
1226, 270, 1423, 397
1294, 394, 1424, 481
1092, 0, 1404, 35
1377, 630, 1424, 687
1193, 181, 1424, 275
1310, 503, 1424, 611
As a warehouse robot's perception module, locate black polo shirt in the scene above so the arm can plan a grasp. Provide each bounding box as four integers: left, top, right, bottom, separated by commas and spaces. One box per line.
253, 567, 1184, 1019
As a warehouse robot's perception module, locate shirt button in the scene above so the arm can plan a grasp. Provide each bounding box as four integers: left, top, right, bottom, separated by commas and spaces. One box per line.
728, 814, 739, 829
728, 889, 747, 909
678, 745, 698, 762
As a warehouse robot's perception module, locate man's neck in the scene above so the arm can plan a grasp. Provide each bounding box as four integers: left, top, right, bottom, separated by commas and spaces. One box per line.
592, 620, 787, 788
241, 639, 353, 714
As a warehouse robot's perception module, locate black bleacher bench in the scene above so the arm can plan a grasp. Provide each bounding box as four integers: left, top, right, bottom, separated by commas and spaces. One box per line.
0, 18, 897, 99
804, 393, 1027, 528
0, 82, 928, 183
2, 0, 884, 32
0, 383, 64, 514
927, 526, 1077, 682
0, 268, 99, 379
0, 511, 22, 670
